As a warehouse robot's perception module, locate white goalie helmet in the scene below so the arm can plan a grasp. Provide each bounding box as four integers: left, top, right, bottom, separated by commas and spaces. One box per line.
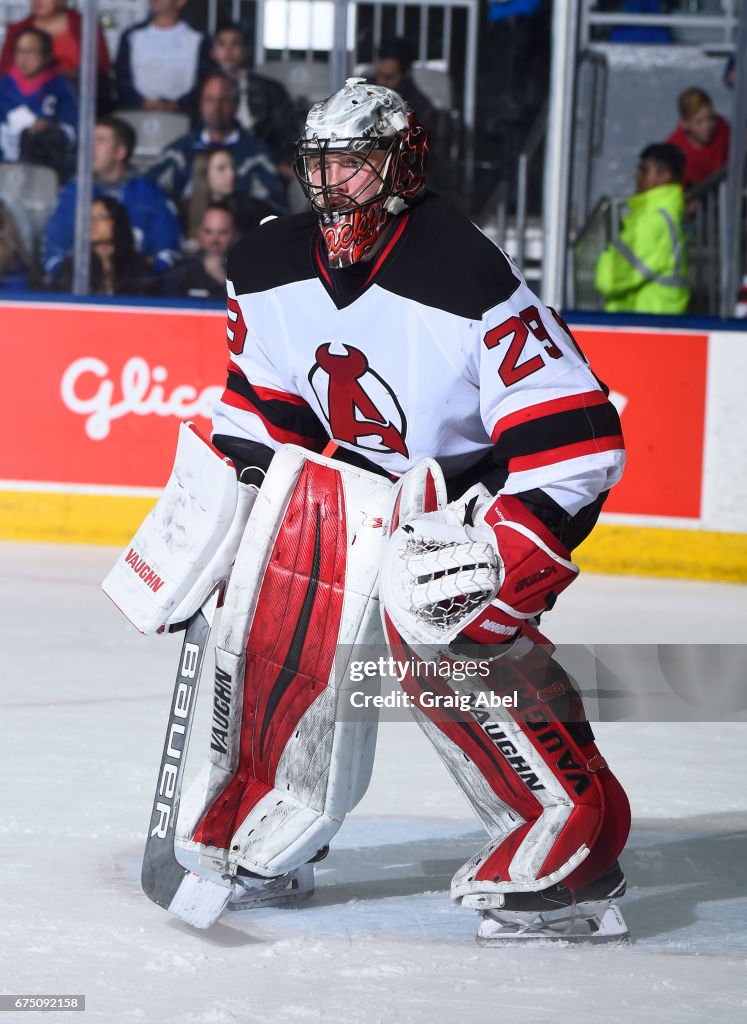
294, 77, 428, 267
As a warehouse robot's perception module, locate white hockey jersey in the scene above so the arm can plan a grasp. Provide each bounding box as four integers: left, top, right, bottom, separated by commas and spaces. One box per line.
212, 195, 624, 521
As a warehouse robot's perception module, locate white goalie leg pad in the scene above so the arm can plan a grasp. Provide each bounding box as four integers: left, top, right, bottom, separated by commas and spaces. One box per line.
176, 446, 392, 878
102, 421, 256, 634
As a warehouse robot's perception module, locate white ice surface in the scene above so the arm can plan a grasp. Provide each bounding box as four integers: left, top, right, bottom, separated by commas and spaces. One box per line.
1, 542, 746, 1023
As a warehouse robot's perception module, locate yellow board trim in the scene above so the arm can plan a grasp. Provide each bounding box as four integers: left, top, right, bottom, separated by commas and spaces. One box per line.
0, 489, 157, 546
0, 490, 746, 583
575, 524, 747, 583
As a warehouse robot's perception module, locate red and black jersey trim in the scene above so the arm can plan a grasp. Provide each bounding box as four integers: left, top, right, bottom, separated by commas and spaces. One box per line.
222, 364, 328, 450
492, 398, 624, 472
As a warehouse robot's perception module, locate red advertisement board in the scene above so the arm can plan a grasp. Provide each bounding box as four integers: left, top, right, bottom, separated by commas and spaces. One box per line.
0, 302, 226, 489
0, 302, 709, 520
575, 328, 708, 518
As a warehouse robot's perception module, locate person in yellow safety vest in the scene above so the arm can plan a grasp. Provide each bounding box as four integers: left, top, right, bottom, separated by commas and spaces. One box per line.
595, 143, 690, 314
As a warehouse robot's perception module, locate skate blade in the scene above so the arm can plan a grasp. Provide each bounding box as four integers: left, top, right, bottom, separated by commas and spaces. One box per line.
225, 886, 315, 912
226, 867, 315, 913
476, 904, 630, 946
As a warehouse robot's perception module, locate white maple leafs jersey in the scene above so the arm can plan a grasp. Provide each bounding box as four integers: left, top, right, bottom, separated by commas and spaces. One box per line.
212, 195, 624, 518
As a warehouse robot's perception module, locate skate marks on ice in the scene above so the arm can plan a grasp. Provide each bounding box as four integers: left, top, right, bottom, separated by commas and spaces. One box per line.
620, 810, 747, 953
114, 812, 747, 954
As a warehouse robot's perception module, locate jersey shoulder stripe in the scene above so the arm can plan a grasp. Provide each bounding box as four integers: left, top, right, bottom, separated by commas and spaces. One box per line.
493, 401, 624, 463
508, 435, 624, 474
490, 390, 610, 441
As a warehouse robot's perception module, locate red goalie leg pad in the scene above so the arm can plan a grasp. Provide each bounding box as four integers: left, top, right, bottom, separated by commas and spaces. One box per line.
192, 458, 348, 848
514, 645, 631, 888
561, 768, 631, 890
384, 625, 629, 889
473, 646, 629, 886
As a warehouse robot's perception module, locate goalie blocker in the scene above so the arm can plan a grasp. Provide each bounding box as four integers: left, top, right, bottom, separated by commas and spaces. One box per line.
380, 460, 631, 908
102, 421, 258, 635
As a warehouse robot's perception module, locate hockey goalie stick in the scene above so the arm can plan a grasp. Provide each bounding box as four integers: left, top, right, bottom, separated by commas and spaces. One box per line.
141, 588, 234, 928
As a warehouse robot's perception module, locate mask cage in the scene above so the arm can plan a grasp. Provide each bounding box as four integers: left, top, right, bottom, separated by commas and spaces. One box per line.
293, 135, 399, 222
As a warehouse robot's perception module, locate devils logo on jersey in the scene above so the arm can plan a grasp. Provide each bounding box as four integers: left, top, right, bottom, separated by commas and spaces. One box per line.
309, 343, 409, 457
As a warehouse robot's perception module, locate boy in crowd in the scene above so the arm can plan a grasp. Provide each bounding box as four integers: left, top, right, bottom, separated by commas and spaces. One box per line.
667, 87, 730, 191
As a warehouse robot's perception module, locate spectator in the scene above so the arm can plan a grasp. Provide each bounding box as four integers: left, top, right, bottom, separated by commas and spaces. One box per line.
608, 0, 672, 44
163, 201, 238, 299
146, 73, 282, 206
43, 115, 181, 281
115, 0, 211, 114
667, 88, 730, 191
53, 195, 157, 296
209, 22, 298, 177
184, 146, 277, 244
0, 194, 33, 290
595, 142, 689, 314
0, 1, 113, 110
0, 27, 77, 179
375, 37, 439, 146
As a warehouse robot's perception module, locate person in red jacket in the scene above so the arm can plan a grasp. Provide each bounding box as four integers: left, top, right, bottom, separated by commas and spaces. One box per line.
667, 87, 730, 191
0, 1, 112, 108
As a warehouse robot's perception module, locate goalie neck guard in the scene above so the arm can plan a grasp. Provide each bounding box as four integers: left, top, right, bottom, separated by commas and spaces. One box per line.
293, 77, 428, 268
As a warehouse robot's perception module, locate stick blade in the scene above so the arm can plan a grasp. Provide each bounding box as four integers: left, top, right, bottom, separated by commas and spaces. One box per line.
167, 872, 235, 929
140, 591, 227, 927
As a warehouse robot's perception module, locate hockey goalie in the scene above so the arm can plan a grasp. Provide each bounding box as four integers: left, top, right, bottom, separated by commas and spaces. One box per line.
103, 79, 631, 944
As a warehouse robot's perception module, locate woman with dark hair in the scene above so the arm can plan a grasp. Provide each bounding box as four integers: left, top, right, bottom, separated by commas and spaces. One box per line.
0, 26, 78, 178
54, 195, 157, 296
183, 146, 278, 248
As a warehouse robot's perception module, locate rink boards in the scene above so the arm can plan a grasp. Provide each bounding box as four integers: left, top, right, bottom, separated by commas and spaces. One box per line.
0, 297, 745, 581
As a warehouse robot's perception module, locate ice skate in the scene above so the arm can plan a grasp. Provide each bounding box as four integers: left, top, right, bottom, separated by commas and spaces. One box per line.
471, 861, 630, 945
225, 863, 315, 912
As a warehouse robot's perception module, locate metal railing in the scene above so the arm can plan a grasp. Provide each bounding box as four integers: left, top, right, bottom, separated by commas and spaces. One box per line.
515, 99, 547, 273
249, 0, 480, 135
687, 169, 728, 315
579, 0, 739, 46
572, 49, 607, 232
570, 194, 628, 311
570, 171, 745, 317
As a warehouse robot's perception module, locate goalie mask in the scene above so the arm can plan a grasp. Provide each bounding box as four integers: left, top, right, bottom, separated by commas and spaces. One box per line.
293, 77, 428, 268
